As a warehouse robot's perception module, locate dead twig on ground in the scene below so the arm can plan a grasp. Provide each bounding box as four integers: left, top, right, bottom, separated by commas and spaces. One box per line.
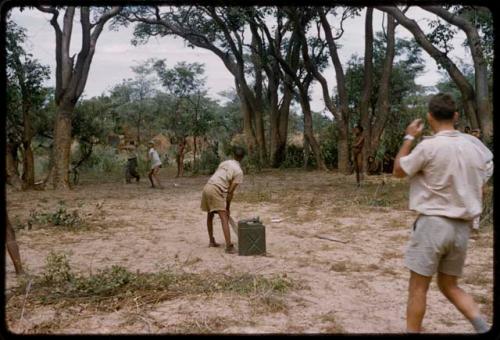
19, 279, 33, 322
314, 235, 349, 244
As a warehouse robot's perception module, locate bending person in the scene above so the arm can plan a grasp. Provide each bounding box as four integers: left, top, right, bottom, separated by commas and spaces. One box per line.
200, 146, 245, 254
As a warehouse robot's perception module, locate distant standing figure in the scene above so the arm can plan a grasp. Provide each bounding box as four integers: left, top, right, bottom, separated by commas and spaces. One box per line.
393, 93, 493, 333
125, 140, 140, 183
201, 146, 246, 254
352, 125, 364, 186
148, 141, 163, 189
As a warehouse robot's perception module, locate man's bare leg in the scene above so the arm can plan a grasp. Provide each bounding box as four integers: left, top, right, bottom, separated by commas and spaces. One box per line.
217, 210, 234, 252
437, 272, 489, 332
153, 167, 163, 189
148, 170, 155, 188
407, 270, 432, 332
6, 218, 24, 275
207, 212, 220, 247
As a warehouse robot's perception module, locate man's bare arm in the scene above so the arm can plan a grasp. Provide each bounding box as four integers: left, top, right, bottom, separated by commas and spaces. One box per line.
393, 119, 424, 178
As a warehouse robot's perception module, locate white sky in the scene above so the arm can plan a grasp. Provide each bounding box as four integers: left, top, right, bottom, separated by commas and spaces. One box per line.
9, 6, 472, 112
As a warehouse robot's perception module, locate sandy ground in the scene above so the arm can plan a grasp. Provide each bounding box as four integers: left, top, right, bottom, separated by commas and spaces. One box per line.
4, 169, 494, 334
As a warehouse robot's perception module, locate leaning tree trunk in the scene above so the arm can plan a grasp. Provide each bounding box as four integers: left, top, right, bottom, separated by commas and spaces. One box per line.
298, 83, 327, 171
422, 5, 492, 144
369, 13, 396, 157
50, 103, 74, 189
378, 6, 478, 138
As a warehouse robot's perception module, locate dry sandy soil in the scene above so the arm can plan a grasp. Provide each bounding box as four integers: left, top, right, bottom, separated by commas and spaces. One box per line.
4, 168, 494, 334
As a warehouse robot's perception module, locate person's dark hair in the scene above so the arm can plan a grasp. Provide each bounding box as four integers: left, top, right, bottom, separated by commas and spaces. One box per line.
354, 124, 363, 133
232, 146, 246, 160
428, 93, 456, 121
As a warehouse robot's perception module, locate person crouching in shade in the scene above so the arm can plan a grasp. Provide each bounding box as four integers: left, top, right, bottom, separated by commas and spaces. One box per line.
200, 146, 245, 254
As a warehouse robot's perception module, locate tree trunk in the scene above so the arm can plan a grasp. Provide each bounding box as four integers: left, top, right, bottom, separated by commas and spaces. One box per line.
369, 14, 396, 158
337, 121, 350, 173
298, 83, 327, 171
422, 6, 492, 143
193, 135, 197, 169
360, 8, 374, 174
6, 143, 22, 190
176, 138, 186, 177
49, 103, 74, 189
21, 100, 35, 189
378, 6, 478, 138
317, 8, 351, 173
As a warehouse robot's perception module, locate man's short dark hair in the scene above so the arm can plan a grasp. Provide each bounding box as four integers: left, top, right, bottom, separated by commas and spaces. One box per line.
428, 93, 456, 121
232, 146, 246, 160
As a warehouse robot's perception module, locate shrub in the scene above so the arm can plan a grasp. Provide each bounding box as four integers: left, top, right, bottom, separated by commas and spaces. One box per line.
27, 203, 85, 229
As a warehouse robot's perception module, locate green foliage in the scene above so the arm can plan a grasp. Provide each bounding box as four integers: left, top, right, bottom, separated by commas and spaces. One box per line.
12, 251, 296, 313
280, 145, 305, 169
320, 123, 339, 168
27, 203, 85, 229
196, 149, 221, 174
42, 251, 74, 284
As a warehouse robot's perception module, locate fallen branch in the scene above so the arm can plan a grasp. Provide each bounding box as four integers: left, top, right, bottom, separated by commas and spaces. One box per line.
314, 235, 349, 244
19, 279, 33, 321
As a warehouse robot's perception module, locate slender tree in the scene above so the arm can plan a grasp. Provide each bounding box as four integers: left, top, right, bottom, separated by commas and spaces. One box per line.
36, 6, 122, 189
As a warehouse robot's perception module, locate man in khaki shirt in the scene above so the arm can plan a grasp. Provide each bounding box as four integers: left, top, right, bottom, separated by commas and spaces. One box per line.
393, 93, 493, 333
201, 146, 245, 254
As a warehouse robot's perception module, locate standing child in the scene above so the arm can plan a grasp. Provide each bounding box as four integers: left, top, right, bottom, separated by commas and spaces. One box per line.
200, 146, 245, 254
148, 141, 163, 189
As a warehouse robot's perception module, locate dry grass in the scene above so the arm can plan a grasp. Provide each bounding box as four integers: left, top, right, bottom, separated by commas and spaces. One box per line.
6, 252, 297, 333
320, 312, 345, 333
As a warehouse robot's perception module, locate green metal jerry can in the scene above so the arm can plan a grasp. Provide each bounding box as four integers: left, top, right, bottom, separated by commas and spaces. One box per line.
237, 217, 266, 256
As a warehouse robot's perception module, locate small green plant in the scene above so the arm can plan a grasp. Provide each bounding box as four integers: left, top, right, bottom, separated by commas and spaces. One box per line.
42, 251, 73, 284
27, 204, 85, 229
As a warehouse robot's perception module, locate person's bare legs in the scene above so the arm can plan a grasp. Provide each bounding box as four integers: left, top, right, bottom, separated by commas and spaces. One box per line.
437, 272, 489, 332
148, 169, 155, 187
207, 212, 219, 247
152, 167, 163, 189
217, 210, 234, 252
6, 218, 24, 275
407, 270, 432, 332
354, 153, 361, 186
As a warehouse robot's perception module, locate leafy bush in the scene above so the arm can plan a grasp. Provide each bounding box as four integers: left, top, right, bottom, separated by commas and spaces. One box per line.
280, 145, 304, 168
42, 251, 73, 284
196, 149, 221, 174
27, 203, 85, 229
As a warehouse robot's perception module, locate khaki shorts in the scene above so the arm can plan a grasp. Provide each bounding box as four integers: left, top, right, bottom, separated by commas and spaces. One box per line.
405, 215, 471, 277
200, 184, 226, 212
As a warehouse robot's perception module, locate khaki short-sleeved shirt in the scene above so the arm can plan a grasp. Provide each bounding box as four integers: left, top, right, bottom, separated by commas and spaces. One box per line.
400, 130, 493, 220
207, 160, 244, 193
